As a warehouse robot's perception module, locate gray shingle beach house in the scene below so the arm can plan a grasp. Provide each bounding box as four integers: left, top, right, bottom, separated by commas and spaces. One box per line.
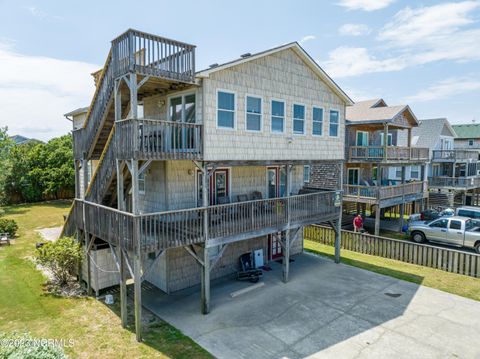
62, 29, 350, 340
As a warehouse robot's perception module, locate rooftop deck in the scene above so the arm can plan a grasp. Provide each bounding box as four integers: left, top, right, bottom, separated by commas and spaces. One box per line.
70, 190, 340, 253
348, 146, 428, 163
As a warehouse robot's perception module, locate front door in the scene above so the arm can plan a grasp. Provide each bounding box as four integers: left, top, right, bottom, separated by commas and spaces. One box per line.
267, 167, 287, 198
269, 232, 283, 260
197, 168, 230, 206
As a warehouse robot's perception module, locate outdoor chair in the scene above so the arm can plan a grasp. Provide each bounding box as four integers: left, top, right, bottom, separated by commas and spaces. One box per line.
0, 233, 10, 246
236, 194, 249, 202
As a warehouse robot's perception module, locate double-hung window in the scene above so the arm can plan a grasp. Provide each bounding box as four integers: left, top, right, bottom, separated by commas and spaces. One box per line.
293, 104, 305, 134
217, 91, 235, 129
312, 107, 323, 136
271, 100, 285, 133
411, 166, 419, 179
329, 110, 339, 137
246, 96, 262, 131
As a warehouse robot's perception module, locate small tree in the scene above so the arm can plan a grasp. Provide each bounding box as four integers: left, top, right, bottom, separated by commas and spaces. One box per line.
36, 237, 82, 285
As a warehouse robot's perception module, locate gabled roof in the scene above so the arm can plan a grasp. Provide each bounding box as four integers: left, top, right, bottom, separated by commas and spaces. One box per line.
346, 98, 418, 127
196, 42, 353, 106
452, 123, 480, 139
64, 107, 89, 118
410, 118, 455, 149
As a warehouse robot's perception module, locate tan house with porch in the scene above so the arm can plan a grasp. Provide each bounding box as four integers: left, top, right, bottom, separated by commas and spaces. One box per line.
342, 99, 429, 235
62, 29, 351, 341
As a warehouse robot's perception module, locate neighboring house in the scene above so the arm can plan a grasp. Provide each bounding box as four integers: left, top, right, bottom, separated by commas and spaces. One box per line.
62, 30, 350, 340
9, 134, 42, 145
452, 123, 480, 149
400, 119, 480, 208
342, 99, 429, 235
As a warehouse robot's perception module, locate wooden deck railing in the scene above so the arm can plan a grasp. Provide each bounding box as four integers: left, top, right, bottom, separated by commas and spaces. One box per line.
348, 146, 429, 162
344, 182, 426, 201
115, 118, 203, 160
73, 29, 196, 160
72, 191, 340, 252
428, 177, 480, 188
111, 29, 196, 82
432, 150, 479, 161
305, 225, 480, 278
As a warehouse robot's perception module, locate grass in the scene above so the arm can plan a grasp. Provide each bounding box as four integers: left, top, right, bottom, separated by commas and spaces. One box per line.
305, 240, 480, 302
0, 201, 212, 359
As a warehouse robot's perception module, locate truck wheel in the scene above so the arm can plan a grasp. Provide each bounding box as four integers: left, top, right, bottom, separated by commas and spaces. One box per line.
475, 243, 480, 254
411, 231, 425, 243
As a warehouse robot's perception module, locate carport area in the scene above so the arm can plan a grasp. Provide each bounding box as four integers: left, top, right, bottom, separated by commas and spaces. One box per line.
143, 253, 480, 359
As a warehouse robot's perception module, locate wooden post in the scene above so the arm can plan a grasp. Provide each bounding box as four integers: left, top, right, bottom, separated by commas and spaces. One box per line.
74, 160, 80, 199
375, 205, 381, 236
119, 247, 128, 328
399, 166, 406, 232
282, 164, 292, 283
116, 160, 125, 211
85, 233, 92, 295
383, 123, 389, 162
335, 162, 343, 263
201, 164, 210, 314
131, 159, 142, 341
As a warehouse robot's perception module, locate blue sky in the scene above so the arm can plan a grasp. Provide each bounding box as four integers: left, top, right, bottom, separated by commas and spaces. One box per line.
1, 0, 479, 140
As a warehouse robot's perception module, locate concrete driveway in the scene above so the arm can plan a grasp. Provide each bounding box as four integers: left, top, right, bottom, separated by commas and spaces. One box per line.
143, 253, 480, 359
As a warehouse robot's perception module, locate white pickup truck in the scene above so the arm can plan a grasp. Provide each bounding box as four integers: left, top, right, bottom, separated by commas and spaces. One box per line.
408, 216, 480, 253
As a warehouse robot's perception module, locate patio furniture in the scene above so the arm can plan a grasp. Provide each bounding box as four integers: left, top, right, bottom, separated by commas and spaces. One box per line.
236, 194, 249, 202
0, 233, 10, 246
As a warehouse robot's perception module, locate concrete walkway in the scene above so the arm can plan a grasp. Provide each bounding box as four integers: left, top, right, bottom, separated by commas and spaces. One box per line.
143, 253, 480, 359
35, 226, 62, 242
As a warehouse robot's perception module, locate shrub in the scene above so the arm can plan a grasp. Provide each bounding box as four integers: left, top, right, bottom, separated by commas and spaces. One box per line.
0, 218, 18, 237
0, 331, 67, 358
36, 237, 82, 286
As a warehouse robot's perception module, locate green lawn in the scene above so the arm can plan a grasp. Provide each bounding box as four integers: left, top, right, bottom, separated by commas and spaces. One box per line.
0, 201, 212, 359
305, 240, 480, 302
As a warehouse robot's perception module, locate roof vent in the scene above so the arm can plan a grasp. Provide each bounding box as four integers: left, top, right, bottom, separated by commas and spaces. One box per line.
240, 53, 251, 58
209, 63, 219, 68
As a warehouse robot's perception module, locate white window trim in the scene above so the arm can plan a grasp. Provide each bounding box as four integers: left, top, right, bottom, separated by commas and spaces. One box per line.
244, 94, 263, 132
329, 109, 340, 138
167, 90, 197, 122
380, 132, 393, 146
356, 130, 369, 146
303, 165, 311, 183
347, 167, 360, 186
270, 98, 286, 134
312, 106, 324, 137
216, 89, 236, 130
411, 166, 420, 179
292, 103, 306, 136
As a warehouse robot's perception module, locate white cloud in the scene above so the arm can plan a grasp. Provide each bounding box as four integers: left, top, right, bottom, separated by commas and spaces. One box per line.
404, 77, 480, 102
337, 0, 395, 11
0, 42, 98, 140
320, 47, 406, 78
299, 35, 316, 44
378, 1, 480, 46
324, 1, 480, 78
339, 23, 371, 36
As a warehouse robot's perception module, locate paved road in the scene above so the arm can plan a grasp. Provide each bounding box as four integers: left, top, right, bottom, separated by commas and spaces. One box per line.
143, 253, 480, 359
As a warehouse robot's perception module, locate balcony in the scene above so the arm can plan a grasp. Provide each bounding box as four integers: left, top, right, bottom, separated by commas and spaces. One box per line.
343, 182, 427, 206
348, 146, 428, 163
115, 118, 203, 160
432, 150, 479, 162
428, 177, 480, 189
71, 191, 340, 253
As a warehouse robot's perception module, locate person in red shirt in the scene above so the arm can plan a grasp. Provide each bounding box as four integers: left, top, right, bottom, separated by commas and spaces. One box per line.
353, 214, 363, 232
